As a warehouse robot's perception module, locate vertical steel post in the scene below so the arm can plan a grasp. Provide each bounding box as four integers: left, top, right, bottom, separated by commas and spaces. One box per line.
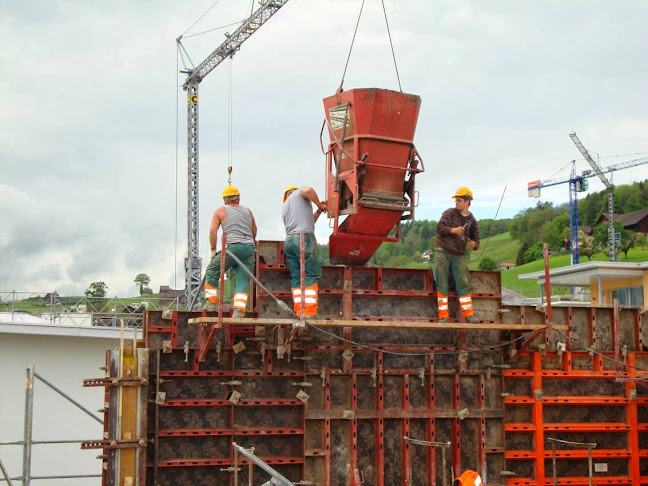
552, 441, 557, 486
22, 365, 34, 486
587, 445, 593, 486
299, 233, 305, 320
218, 232, 227, 326
233, 443, 239, 486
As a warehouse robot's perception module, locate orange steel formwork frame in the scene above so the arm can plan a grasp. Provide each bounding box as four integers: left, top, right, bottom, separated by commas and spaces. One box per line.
87, 241, 648, 486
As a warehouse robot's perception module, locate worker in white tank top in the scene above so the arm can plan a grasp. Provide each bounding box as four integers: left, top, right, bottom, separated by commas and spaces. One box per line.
203, 185, 257, 317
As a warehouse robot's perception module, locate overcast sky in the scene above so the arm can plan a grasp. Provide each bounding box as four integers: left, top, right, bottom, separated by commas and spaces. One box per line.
2, 0, 647, 297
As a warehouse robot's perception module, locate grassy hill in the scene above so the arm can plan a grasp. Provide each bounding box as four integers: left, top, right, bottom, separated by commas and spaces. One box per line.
467, 232, 520, 270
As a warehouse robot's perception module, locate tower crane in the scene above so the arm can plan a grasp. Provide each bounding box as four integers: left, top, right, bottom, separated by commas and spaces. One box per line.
178, 0, 290, 308
569, 132, 646, 262
527, 147, 648, 265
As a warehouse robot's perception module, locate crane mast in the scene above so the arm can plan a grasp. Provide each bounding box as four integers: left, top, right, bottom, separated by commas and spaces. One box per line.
180, 0, 290, 309
569, 132, 616, 262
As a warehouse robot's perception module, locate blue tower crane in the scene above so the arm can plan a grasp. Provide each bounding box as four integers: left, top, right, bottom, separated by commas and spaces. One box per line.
527, 153, 648, 265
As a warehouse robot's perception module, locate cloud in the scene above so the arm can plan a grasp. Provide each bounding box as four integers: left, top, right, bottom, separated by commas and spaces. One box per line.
2, 0, 647, 295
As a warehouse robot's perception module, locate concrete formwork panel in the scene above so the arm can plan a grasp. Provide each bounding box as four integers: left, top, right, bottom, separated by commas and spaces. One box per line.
93, 245, 648, 486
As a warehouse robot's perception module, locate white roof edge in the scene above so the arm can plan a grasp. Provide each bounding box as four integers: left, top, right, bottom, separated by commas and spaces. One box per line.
0, 321, 141, 339
518, 261, 648, 281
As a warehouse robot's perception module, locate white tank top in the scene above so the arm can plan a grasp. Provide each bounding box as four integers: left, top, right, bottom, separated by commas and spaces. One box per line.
223, 205, 254, 245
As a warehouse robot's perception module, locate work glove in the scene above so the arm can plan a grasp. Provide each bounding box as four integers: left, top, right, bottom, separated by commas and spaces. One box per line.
210, 248, 216, 259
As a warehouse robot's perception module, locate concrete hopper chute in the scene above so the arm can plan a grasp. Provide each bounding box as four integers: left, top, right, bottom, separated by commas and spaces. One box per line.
323, 87, 424, 265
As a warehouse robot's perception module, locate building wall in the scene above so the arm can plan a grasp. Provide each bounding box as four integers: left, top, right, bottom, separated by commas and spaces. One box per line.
589, 270, 648, 307
0, 331, 119, 485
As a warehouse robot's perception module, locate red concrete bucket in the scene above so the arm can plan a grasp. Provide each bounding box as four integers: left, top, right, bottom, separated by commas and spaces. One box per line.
323, 88, 423, 265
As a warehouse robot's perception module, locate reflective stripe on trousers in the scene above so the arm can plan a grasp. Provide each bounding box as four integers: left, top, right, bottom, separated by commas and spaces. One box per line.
205, 282, 218, 304
233, 292, 248, 311
437, 291, 449, 319
459, 294, 474, 317
292, 283, 318, 317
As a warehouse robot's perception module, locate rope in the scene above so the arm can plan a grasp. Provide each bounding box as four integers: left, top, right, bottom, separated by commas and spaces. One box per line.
552, 327, 648, 373
306, 321, 542, 357
221, 247, 549, 358
339, 0, 366, 91
380, 0, 402, 92
467, 185, 507, 263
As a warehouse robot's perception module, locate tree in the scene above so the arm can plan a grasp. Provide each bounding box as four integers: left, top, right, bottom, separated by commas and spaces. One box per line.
523, 243, 544, 264
579, 238, 597, 261
592, 221, 632, 259
543, 213, 570, 251
478, 256, 498, 271
134, 273, 151, 296
85, 281, 108, 298
620, 231, 641, 259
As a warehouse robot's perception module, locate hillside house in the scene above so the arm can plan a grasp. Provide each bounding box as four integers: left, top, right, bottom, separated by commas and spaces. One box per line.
596, 208, 648, 234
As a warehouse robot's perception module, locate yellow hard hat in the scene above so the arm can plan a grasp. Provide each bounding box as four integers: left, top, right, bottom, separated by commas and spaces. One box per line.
283, 185, 298, 202
222, 185, 240, 198
451, 186, 473, 200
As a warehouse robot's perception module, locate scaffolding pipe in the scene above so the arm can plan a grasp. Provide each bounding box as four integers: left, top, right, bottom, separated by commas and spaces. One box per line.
22, 366, 34, 486
231, 443, 294, 486
33, 372, 103, 425
0, 456, 14, 486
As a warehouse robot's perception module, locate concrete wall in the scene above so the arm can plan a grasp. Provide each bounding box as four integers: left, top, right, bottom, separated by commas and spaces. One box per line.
0, 329, 121, 485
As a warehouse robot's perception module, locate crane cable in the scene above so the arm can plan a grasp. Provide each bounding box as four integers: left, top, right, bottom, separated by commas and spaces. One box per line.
227, 56, 234, 182
339, 0, 402, 92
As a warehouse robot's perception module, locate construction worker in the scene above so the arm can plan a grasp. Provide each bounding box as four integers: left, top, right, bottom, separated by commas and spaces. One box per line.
454, 470, 483, 486
281, 185, 327, 318
434, 187, 481, 323
203, 185, 257, 317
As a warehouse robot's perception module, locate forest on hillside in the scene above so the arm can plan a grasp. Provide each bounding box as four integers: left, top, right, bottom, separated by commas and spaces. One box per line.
319, 180, 648, 268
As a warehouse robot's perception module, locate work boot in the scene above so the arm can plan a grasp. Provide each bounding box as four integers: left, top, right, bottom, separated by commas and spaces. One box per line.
232, 309, 245, 319
201, 301, 218, 312
465, 316, 480, 324
438, 318, 448, 324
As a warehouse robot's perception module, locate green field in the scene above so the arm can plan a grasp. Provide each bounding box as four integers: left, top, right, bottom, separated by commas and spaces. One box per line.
467, 232, 520, 270
501, 247, 648, 297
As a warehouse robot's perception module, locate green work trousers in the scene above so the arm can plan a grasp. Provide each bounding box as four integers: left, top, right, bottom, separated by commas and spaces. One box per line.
433, 250, 471, 297
284, 235, 322, 288
205, 243, 255, 294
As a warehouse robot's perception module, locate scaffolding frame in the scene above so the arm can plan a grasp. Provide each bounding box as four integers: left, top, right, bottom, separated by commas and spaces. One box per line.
0, 365, 104, 485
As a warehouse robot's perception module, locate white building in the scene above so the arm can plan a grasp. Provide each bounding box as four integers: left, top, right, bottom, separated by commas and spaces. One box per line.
0, 318, 137, 485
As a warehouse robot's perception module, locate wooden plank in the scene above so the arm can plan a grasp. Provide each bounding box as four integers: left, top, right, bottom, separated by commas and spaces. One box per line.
188, 316, 565, 331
